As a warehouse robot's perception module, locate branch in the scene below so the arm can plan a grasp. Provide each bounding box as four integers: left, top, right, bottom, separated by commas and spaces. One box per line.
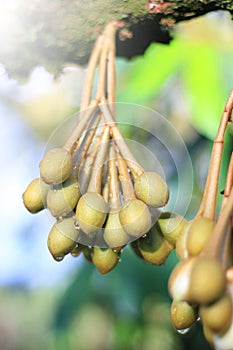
0, 0, 232, 76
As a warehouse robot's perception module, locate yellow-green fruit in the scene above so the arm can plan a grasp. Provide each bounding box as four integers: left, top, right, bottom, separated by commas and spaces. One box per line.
92, 247, 120, 274
134, 171, 169, 207
103, 212, 129, 248
138, 224, 173, 265
40, 147, 73, 185
158, 212, 187, 246
130, 241, 144, 260
189, 257, 225, 305
47, 218, 79, 261
170, 300, 197, 330
203, 326, 214, 347
186, 217, 215, 256
168, 258, 195, 301
23, 178, 49, 213
168, 256, 225, 305
83, 246, 93, 263
119, 199, 151, 237
76, 192, 108, 234
47, 178, 80, 217
200, 293, 232, 334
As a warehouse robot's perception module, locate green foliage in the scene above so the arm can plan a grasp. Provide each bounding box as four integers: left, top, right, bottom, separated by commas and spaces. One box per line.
117, 15, 233, 140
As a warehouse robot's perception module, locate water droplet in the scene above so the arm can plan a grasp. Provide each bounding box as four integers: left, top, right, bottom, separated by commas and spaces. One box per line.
75, 243, 79, 248
113, 249, 118, 253
119, 258, 122, 263
197, 317, 201, 322
177, 328, 190, 335
55, 256, 64, 262
142, 234, 147, 238
74, 222, 80, 230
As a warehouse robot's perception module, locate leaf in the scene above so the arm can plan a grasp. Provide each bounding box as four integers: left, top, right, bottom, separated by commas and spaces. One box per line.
182, 41, 231, 140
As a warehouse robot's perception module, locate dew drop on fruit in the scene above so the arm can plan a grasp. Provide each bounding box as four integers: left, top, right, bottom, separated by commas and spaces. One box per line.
177, 328, 190, 335
55, 256, 64, 262
74, 222, 80, 230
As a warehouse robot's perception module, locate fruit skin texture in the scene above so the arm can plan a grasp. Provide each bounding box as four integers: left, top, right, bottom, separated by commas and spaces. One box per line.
189, 258, 225, 305
104, 211, 129, 248
138, 224, 173, 265
92, 247, 120, 274
23, 177, 49, 213
168, 257, 225, 305
134, 171, 169, 207
47, 178, 80, 217
119, 199, 151, 238
158, 212, 187, 246
170, 300, 197, 330
40, 147, 73, 185
200, 293, 232, 334
76, 192, 108, 234
47, 217, 79, 261
186, 217, 215, 256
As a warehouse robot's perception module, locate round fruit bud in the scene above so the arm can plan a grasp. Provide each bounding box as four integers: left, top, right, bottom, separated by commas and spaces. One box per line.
214, 316, 233, 350
168, 258, 195, 301
23, 178, 49, 213
92, 247, 120, 274
103, 211, 129, 249
189, 257, 225, 305
158, 212, 187, 246
170, 300, 197, 330
186, 217, 215, 256
83, 246, 93, 263
40, 147, 73, 185
119, 199, 151, 238
47, 217, 79, 261
203, 325, 214, 347
76, 192, 108, 234
130, 240, 144, 260
200, 293, 232, 334
134, 171, 169, 207
138, 224, 173, 265
47, 178, 80, 217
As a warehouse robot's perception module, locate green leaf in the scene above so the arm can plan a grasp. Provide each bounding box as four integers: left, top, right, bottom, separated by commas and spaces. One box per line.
182, 41, 232, 140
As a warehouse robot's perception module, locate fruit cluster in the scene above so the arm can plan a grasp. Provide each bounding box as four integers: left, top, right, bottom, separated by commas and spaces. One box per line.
22, 20, 233, 350
23, 22, 170, 273
167, 91, 233, 349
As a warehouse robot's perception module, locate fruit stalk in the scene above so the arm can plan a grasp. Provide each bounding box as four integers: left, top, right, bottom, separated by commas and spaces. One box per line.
78, 135, 101, 193
88, 125, 110, 194
116, 151, 135, 202
63, 101, 99, 153
200, 187, 233, 267
100, 103, 144, 177
108, 144, 121, 210
80, 34, 104, 111
197, 89, 233, 220
72, 113, 101, 177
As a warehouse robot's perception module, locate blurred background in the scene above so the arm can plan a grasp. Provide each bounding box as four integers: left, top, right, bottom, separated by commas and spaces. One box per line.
0, 9, 233, 350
